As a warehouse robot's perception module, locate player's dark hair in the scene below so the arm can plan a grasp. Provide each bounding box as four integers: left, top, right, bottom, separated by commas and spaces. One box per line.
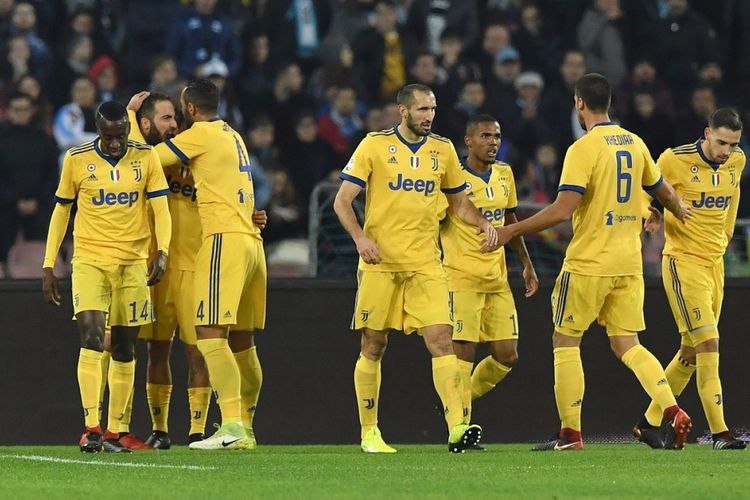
708, 108, 742, 131
136, 92, 172, 123
183, 78, 219, 115
574, 73, 610, 113
466, 113, 500, 134
96, 100, 127, 123
397, 83, 433, 107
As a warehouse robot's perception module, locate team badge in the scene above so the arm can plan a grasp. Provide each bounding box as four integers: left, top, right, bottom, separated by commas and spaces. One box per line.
730, 169, 736, 185
87, 164, 96, 172
711, 173, 720, 186
502, 184, 509, 197
465, 182, 472, 190
409, 156, 420, 169
486, 187, 495, 200
133, 167, 142, 181
430, 150, 439, 171
690, 165, 699, 173
110, 170, 121, 182
388, 145, 397, 154
180, 166, 190, 178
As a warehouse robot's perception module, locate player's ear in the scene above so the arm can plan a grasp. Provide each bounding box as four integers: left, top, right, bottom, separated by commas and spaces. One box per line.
464, 134, 470, 147
704, 126, 711, 140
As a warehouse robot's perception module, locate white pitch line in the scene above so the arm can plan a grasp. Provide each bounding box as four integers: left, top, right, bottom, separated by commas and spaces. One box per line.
0, 454, 217, 471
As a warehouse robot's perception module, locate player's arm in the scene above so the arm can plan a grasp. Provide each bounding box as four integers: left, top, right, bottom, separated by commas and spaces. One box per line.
504, 211, 538, 297
650, 178, 690, 223
725, 177, 741, 240
497, 190, 581, 246
145, 149, 172, 285
334, 179, 380, 264
445, 190, 499, 253
646, 146, 691, 224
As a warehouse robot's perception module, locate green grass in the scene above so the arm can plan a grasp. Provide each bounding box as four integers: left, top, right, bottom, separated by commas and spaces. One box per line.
0, 444, 747, 499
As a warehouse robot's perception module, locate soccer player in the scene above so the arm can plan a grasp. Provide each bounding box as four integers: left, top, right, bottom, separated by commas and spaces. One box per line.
634, 108, 747, 450
440, 115, 539, 431
154, 79, 266, 450
334, 83, 499, 453
42, 101, 172, 453
495, 73, 693, 451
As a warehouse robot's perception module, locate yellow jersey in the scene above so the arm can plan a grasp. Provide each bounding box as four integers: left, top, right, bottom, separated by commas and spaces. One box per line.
53, 139, 169, 263
559, 122, 662, 276
155, 119, 259, 240
128, 110, 201, 271
658, 141, 745, 266
341, 127, 466, 271
440, 159, 517, 292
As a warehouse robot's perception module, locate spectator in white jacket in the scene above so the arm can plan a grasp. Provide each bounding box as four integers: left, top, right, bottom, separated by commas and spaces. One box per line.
52, 77, 98, 155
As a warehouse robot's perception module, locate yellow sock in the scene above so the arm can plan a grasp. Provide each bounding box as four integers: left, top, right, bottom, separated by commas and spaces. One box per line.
644, 351, 695, 426
188, 387, 212, 435
78, 348, 103, 429
147, 383, 172, 432
354, 355, 381, 439
107, 360, 135, 433
621, 345, 677, 416
471, 356, 511, 400
432, 354, 465, 429
119, 381, 135, 433
553, 347, 584, 432
696, 352, 727, 434
197, 338, 242, 424
234, 346, 263, 429
97, 350, 110, 422
457, 360, 473, 422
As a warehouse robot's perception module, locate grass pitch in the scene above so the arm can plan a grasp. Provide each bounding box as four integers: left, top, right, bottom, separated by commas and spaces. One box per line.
0, 444, 747, 499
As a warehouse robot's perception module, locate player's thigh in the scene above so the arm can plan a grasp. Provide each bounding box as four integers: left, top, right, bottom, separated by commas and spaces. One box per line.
175, 270, 198, 345
449, 291, 483, 343
712, 260, 725, 325
143, 266, 177, 342
480, 289, 519, 342
71, 258, 113, 316
598, 275, 645, 336
236, 238, 267, 332
551, 271, 609, 336
193, 233, 252, 327
352, 270, 405, 332
403, 267, 451, 335
110, 260, 151, 327
661, 256, 718, 338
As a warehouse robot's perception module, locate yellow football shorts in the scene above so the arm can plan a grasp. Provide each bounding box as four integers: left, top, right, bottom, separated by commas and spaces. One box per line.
662, 256, 722, 345
140, 266, 197, 344
193, 233, 266, 330
450, 289, 518, 343
351, 267, 451, 335
551, 271, 645, 336
71, 257, 151, 327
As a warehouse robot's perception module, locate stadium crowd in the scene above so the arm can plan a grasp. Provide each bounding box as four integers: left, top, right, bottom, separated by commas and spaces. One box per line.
1, 0, 750, 278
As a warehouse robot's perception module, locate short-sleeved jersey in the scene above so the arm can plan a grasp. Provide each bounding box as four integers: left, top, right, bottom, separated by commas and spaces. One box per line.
658, 141, 745, 266
55, 139, 169, 263
558, 122, 662, 276
340, 127, 466, 271
155, 119, 259, 240
439, 159, 517, 292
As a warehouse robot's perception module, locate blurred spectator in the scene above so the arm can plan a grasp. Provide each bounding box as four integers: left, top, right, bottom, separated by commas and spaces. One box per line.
264, 169, 303, 243
0, 93, 58, 266
63, 7, 113, 59
197, 58, 244, 130
0, 34, 41, 85
514, 2, 560, 78
697, 61, 738, 108
516, 159, 551, 204
246, 113, 281, 171
474, 22, 512, 78
418, 0, 479, 55
264, 0, 332, 74
438, 29, 481, 104
8, 1, 50, 79
542, 49, 587, 156
249, 154, 271, 211
437, 80, 490, 147
674, 85, 716, 143
88, 55, 120, 103
484, 46, 521, 133
577, 0, 627, 88
52, 76, 97, 152
623, 91, 675, 158
530, 142, 561, 201
0, 0, 14, 43
268, 61, 314, 148
236, 31, 273, 120
15, 72, 51, 131
511, 71, 551, 158
308, 40, 361, 103
282, 110, 338, 209
50, 34, 93, 108
123, 0, 180, 86
409, 51, 447, 102
615, 58, 674, 119
317, 84, 363, 162
148, 54, 184, 104
352, 0, 417, 102
165, 0, 241, 78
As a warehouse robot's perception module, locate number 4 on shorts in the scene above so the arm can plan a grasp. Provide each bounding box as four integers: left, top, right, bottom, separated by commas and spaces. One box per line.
196, 300, 205, 321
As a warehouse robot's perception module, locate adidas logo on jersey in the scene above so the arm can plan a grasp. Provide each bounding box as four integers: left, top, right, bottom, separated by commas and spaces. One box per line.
87, 174, 97, 181
691, 175, 700, 183
224, 310, 232, 318
565, 314, 574, 322
387, 156, 398, 164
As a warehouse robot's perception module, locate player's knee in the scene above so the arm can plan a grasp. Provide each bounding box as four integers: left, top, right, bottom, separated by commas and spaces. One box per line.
361, 336, 387, 360
110, 341, 135, 362
79, 325, 104, 352
494, 350, 518, 367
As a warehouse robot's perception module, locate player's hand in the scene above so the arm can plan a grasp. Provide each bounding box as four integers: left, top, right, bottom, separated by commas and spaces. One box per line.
355, 235, 381, 265
42, 267, 61, 306
674, 195, 692, 224
523, 264, 539, 298
127, 91, 150, 112
494, 224, 514, 249
147, 250, 168, 286
252, 209, 268, 229
477, 221, 499, 253
643, 206, 662, 234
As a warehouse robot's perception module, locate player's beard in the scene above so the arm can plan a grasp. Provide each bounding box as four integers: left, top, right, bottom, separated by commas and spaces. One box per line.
576, 109, 587, 131
405, 112, 431, 137
144, 122, 162, 146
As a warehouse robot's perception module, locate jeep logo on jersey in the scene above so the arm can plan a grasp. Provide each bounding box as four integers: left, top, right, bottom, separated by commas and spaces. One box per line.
388, 173, 435, 195
166, 174, 197, 201
92, 189, 139, 207
482, 208, 505, 222
692, 192, 732, 209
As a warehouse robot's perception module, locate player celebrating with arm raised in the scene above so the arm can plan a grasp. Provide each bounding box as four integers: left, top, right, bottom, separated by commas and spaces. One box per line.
334, 84, 499, 453
496, 73, 694, 451
440, 115, 538, 436
42, 101, 172, 453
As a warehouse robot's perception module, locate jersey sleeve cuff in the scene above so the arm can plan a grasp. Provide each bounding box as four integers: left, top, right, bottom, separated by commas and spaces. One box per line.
558, 184, 585, 194
54, 195, 75, 204
643, 176, 663, 192
147, 189, 170, 199
340, 173, 366, 188
165, 139, 190, 165
441, 182, 467, 194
